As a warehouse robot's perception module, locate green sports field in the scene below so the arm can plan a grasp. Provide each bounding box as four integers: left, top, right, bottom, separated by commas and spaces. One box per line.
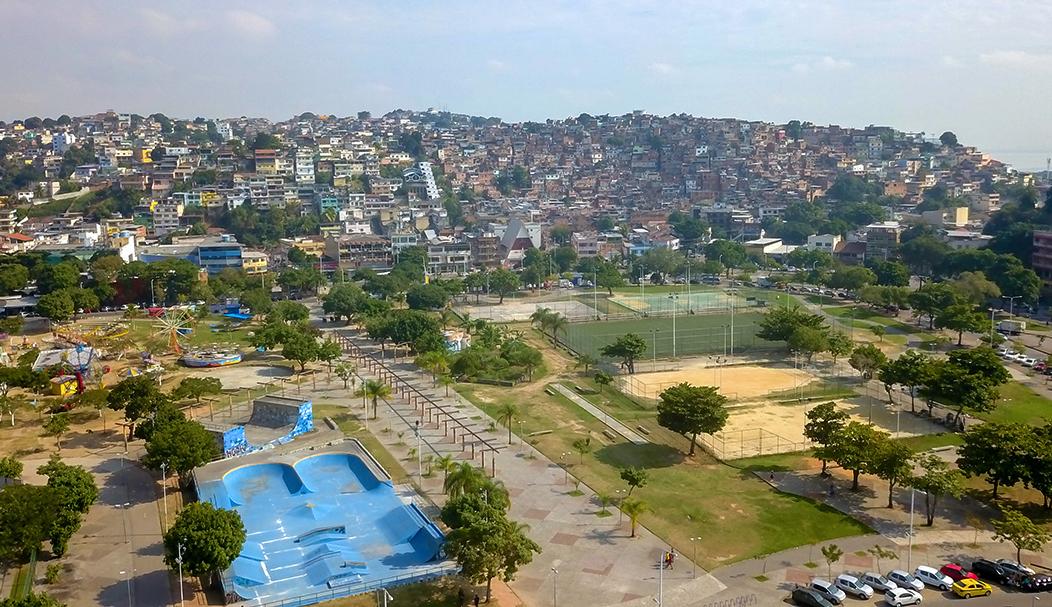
562, 311, 781, 360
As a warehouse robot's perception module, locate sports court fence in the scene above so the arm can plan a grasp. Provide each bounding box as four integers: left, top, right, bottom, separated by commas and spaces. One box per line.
696, 428, 813, 460
565, 321, 782, 360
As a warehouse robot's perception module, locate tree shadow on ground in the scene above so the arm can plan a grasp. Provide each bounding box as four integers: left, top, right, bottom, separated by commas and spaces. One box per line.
594, 442, 684, 469
95, 569, 170, 607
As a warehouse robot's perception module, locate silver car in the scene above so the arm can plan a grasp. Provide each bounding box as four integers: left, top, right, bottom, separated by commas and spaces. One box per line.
810, 579, 847, 605
860, 572, 897, 592
887, 570, 925, 592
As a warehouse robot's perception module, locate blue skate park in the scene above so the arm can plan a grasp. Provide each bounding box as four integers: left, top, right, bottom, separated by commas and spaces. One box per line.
194, 400, 454, 606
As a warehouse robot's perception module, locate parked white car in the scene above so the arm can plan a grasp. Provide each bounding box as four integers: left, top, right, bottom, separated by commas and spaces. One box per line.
835, 574, 873, 599
1022, 357, 1038, 367
860, 572, 897, 592
887, 570, 925, 592
914, 565, 952, 590
885, 587, 923, 606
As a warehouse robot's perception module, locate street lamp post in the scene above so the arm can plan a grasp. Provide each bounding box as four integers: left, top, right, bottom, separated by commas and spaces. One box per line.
414, 420, 422, 479
615, 489, 626, 525
657, 551, 664, 606
176, 542, 185, 606
1003, 295, 1022, 318
689, 537, 700, 579
907, 488, 915, 570
551, 567, 559, 607
379, 587, 394, 607
159, 462, 168, 530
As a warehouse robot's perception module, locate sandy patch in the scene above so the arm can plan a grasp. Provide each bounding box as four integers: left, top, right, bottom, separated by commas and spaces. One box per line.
620, 362, 817, 401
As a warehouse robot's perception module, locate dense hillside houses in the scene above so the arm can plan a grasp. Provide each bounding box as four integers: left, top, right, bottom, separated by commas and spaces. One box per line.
0, 109, 1044, 287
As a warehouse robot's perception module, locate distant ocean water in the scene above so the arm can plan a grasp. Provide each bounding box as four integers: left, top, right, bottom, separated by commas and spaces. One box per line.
985, 150, 1050, 173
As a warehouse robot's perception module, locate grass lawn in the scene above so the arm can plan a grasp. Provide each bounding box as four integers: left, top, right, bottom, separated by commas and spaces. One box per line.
313, 404, 411, 483
823, 305, 931, 338
979, 382, 1052, 426
562, 311, 779, 360
322, 578, 486, 607
893, 433, 964, 451
456, 374, 872, 568
123, 314, 256, 348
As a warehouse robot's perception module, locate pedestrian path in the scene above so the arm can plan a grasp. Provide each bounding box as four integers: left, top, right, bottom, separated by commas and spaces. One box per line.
326, 328, 726, 607
550, 382, 649, 444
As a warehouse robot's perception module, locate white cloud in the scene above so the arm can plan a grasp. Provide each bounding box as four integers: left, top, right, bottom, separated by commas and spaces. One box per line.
790, 56, 852, 74
487, 59, 507, 71
649, 62, 678, 75
979, 50, 1052, 69
941, 55, 963, 68
226, 10, 276, 37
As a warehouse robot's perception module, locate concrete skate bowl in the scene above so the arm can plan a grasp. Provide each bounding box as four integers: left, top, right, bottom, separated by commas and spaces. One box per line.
198, 450, 450, 606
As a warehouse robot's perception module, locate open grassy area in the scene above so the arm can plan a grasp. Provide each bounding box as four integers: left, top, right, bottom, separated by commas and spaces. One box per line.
893, 432, 964, 451
123, 314, 256, 348
323, 578, 487, 607
456, 367, 872, 568
562, 311, 779, 360
979, 382, 1052, 426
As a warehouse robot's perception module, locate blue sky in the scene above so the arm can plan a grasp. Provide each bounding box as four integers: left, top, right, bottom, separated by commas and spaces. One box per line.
3, 0, 1051, 168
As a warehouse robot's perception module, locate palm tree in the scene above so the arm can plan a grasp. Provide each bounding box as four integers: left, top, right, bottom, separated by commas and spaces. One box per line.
548, 313, 568, 347
458, 312, 473, 334
496, 403, 518, 445
415, 351, 448, 386
621, 498, 649, 537
357, 379, 392, 420
439, 308, 457, 330
444, 461, 484, 498
529, 307, 553, 331
438, 374, 454, 397
434, 454, 456, 491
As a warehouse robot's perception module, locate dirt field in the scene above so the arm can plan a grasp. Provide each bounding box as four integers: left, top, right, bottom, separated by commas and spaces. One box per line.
704, 395, 947, 459
620, 362, 817, 401
456, 299, 597, 322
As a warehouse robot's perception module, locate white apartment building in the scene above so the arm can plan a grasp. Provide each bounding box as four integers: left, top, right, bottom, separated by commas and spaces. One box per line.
52, 132, 76, 154
153, 202, 184, 236
295, 148, 315, 185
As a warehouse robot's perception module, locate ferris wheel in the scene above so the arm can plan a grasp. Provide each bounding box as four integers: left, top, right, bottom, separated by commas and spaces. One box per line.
153, 309, 194, 354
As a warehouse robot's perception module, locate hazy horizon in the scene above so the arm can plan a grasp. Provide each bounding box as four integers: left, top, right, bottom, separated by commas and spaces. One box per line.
3, 0, 1050, 169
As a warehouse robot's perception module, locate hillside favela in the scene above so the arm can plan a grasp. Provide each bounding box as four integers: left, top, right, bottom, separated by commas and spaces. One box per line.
1, 3, 1051, 607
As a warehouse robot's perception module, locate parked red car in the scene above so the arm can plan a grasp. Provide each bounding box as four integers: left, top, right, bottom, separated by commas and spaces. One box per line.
940, 563, 979, 582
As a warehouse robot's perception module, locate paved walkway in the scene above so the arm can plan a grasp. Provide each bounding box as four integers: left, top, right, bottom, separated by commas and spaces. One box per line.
327, 328, 726, 607
20, 449, 173, 607
550, 383, 649, 445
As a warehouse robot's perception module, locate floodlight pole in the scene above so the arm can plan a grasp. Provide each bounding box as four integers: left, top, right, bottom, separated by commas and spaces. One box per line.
668, 293, 678, 358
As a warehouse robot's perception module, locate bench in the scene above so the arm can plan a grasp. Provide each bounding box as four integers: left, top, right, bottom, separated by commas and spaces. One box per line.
527, 430, 553, 438
544, 386, 557, 396
635, 425, 651, 435
601, 430, 618, 441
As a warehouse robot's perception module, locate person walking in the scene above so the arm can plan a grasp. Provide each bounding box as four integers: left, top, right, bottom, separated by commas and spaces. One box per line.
473, 592, 480, 607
